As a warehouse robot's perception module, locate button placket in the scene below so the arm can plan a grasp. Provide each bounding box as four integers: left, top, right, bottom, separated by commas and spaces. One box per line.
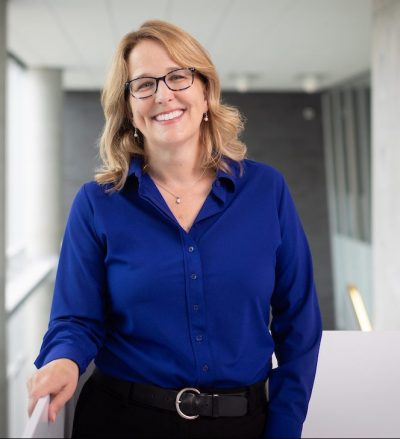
183, 236, 213, 383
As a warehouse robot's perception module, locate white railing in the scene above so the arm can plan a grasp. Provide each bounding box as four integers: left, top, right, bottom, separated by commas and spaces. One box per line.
22, 396, 64, 438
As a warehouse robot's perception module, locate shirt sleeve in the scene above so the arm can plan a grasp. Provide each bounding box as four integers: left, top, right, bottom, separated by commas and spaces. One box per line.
34, 183, 107, 375
263, 174, 323, 438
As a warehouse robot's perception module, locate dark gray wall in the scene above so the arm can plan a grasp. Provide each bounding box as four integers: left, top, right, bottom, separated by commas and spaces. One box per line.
63, 91, 104, 219
63, 91, 334, 329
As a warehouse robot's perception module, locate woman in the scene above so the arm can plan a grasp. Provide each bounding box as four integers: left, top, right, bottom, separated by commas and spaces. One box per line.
28, 20, 322, 438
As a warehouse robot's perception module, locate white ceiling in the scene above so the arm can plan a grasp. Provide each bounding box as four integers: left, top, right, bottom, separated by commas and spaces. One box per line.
6, 0, 372, 91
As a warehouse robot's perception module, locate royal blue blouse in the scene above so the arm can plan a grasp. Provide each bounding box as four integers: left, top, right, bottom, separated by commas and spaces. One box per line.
35, 155, 322, 438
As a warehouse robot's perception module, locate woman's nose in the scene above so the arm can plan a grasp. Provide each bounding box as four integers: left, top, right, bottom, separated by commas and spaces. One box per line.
155, 79, 174, 103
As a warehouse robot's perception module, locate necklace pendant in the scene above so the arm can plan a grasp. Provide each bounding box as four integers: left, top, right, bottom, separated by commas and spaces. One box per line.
176, 197, 181, 204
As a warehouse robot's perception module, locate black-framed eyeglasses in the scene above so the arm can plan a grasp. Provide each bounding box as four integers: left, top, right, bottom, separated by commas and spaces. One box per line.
124, 67, 196, 99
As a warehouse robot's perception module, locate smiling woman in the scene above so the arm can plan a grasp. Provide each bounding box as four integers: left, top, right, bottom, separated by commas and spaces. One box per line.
29, 19, 322, 439
95, 20, 246, 193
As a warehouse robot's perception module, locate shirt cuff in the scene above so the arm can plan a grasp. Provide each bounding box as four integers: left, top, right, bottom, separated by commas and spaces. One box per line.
34, 344, 92, 376
263, 411, 303, 438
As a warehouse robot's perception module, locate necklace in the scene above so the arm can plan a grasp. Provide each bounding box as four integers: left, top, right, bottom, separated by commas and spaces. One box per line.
143, 164, 209, 204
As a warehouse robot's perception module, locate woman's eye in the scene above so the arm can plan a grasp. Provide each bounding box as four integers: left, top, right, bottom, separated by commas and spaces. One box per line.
169, 75, 185, 81
136, 81, 154, 90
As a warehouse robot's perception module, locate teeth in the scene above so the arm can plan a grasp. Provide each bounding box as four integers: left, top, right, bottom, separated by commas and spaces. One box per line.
155, 110, 183, 121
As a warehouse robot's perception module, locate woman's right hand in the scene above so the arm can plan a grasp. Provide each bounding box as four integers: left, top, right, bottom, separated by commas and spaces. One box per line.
27, 358, 79, 422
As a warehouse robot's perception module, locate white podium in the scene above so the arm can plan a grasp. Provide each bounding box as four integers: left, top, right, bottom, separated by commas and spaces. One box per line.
303, 331, 400, 438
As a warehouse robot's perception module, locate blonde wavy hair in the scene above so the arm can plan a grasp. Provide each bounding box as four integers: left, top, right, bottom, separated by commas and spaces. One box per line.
95, 19, 247, 192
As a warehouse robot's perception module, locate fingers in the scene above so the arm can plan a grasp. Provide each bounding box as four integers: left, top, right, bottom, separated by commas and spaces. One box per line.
28, 378, 72, 422
27, 377, 35, 417
27, 373, 59, 418
26, 374, 49, 417
27, 395, 37, 418
26, 359, 79, 420
48, 385, 75, 423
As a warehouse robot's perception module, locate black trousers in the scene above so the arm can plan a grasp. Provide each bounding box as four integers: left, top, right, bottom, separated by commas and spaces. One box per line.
72, 371, 268, 438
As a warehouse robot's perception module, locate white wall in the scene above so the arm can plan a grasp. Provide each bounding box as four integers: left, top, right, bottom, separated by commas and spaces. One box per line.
372, 0, 400, 329
0, 0, 8, 436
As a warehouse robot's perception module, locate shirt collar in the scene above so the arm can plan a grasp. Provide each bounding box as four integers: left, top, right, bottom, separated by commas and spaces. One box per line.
128, 154, 145, 180
215, 158, 238, 192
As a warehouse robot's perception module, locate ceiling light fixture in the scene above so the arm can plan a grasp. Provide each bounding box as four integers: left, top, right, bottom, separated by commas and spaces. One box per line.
296, 73, 326, 93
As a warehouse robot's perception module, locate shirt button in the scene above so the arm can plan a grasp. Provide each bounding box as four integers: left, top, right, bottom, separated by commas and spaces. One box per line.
202, 364, 209, 372
188, 246, 194, 252
196, 335, 203, 342
190, 273, 197, 280
193, 304, 200, 311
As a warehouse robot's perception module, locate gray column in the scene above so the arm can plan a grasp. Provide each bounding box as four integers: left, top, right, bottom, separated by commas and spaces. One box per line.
24, 68, 63, 258
372, 0, 400, 329
0, 1, 8, 436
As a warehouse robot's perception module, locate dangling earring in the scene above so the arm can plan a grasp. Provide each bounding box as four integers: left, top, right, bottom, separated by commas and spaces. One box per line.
203, 112, 209, 122
134, 127, 139, 138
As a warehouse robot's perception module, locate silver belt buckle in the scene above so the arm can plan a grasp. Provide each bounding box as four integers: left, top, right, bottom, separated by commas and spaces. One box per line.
175, 387, 200, 420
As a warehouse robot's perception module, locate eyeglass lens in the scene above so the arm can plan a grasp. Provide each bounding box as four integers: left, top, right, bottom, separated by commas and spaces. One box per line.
130, 68, 194, 98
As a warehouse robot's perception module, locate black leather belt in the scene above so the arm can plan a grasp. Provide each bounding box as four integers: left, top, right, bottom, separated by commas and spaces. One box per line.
90, 369, 267, 420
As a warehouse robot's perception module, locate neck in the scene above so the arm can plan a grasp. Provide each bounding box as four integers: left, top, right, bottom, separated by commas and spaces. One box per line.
143, 142, 207, 186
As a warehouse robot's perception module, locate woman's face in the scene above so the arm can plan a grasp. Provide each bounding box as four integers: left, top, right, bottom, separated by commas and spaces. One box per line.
127, 39, 208, 151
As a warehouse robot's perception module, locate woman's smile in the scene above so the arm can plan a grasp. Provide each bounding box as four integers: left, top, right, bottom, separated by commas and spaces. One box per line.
153, 109, 185, 123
